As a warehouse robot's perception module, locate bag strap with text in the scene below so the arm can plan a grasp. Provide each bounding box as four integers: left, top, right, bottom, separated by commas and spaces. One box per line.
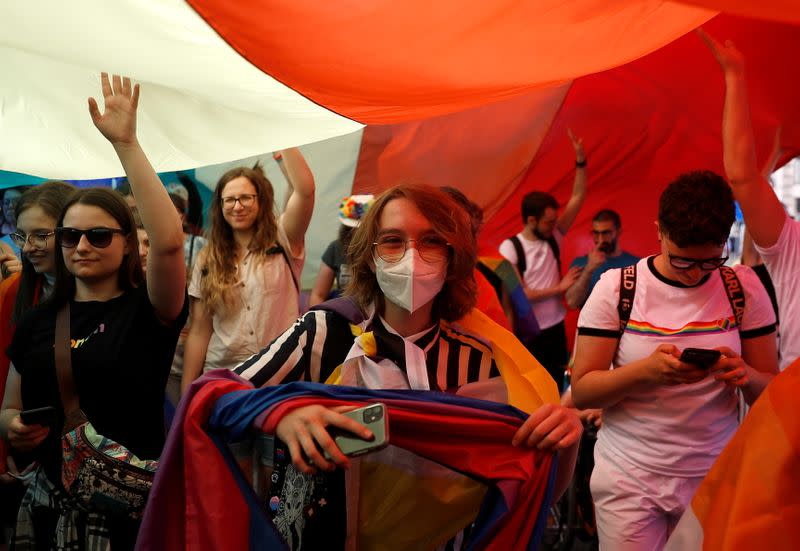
617, 264, 637, 334
718, 266, 745, 330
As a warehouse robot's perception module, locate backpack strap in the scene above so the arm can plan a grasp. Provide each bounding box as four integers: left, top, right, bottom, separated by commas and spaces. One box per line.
266, 243, 299, 294
509, 235, 526, 276
719, 266, 745, 330
546, 235, 561, 275
617, 263, 637, 334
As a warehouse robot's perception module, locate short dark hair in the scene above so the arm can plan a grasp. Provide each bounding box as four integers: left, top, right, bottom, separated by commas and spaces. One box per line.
521, 191, 558, 223
593, 209, 622, 229
658, 170, 735, 248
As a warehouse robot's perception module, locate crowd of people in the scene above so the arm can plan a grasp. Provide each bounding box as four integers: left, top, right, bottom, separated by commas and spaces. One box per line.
0, 32, 795, 551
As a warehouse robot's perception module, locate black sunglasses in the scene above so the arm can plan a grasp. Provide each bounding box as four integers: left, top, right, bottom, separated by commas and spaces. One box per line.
56, 227, 127, 249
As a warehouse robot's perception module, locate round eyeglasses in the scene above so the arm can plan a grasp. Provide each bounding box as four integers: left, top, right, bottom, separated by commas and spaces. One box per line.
221, 194, 258, 210
373, 235, 451, 263
11, 231, 55, 249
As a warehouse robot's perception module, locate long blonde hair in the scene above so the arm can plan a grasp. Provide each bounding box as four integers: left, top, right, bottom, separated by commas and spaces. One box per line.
199, 163, 277, 313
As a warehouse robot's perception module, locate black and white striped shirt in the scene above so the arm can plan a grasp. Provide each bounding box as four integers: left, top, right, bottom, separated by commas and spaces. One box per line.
234, 308, 500, 390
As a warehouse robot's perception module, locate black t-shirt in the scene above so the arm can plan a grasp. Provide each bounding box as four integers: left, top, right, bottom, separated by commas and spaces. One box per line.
7, 286, 188, 483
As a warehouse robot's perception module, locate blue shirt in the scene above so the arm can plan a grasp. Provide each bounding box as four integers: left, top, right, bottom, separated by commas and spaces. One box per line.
569, 251, 639, 304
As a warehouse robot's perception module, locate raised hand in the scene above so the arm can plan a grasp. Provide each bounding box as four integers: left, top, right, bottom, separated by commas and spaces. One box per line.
568, 128, 585, 162
88, 73, 140, 147
697, 28, 744, 76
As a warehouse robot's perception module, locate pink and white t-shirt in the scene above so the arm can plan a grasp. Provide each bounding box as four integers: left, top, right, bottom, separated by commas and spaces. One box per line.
578, 257, 776, 477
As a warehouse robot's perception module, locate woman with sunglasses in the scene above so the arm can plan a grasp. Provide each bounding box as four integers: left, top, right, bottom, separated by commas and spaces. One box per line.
234, 183, 582, 550
0, 74, 187, 550
181, 149, 314, 394
571, 171, 778, 551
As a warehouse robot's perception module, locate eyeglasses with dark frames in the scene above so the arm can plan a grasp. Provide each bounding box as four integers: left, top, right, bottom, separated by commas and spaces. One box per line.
373, 235, 451, 264
221, 194, 258, 210
667, 253, 729, 271
10, 231, 55, 249
56, 227, 127, 249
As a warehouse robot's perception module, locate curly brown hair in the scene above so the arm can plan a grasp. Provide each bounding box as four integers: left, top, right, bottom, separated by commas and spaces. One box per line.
199, 163, 277, 313
344, 183, 477, 322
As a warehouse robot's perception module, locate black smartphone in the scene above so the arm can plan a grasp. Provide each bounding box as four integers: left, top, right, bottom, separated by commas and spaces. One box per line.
19, 406, 57, 427
325, 403, 389, 459
679, 348, 722, 369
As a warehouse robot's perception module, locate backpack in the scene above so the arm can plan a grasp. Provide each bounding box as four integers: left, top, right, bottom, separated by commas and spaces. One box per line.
617, 264, 745, 334
509, 234, 561, 279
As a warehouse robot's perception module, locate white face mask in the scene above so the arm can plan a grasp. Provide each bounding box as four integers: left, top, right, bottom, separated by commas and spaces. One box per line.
374, 248, 446, 313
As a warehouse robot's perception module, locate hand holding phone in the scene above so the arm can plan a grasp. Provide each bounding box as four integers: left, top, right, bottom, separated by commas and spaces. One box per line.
19, 406, 57, 427
679, 348, 722, 370
325, 403, 389, 459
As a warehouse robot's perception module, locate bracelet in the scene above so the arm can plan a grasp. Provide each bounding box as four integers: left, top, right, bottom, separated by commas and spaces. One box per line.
575, 159, 587, 168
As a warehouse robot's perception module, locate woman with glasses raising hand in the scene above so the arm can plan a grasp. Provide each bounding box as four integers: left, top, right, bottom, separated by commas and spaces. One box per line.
181, 148, 314, 393
571, 171, 778, 551
0, 74, 187, 550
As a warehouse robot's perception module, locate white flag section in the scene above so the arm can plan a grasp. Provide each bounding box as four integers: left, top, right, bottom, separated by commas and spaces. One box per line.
0, 0, 362, 179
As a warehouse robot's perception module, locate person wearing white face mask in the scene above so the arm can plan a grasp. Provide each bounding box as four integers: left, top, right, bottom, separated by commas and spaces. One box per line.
234, 183, 582, 551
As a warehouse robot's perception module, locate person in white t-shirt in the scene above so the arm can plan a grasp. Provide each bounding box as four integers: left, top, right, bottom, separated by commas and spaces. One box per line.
571, 170, 778, 551
499, 130, 587, 390
700, 30, 799, 369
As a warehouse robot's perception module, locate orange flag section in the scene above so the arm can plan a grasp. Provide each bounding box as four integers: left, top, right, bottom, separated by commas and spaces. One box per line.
678, 0, 800, 24
690, 359, 800, 549
187, 0, 713, 123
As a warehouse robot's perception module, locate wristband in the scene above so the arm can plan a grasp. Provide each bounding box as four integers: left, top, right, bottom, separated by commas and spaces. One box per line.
575, 159, 587, 168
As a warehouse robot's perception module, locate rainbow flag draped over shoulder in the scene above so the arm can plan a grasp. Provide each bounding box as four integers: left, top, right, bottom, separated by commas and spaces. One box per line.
477, 256, 540, 344
136, 371, 557, 551
665, 359, 800, 550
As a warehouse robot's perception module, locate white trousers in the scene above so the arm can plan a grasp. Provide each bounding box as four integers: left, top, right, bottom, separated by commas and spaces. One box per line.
590, 445, 704, 551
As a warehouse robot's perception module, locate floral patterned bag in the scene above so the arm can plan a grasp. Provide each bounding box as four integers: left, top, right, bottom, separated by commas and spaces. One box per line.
55, 304, 158, 519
